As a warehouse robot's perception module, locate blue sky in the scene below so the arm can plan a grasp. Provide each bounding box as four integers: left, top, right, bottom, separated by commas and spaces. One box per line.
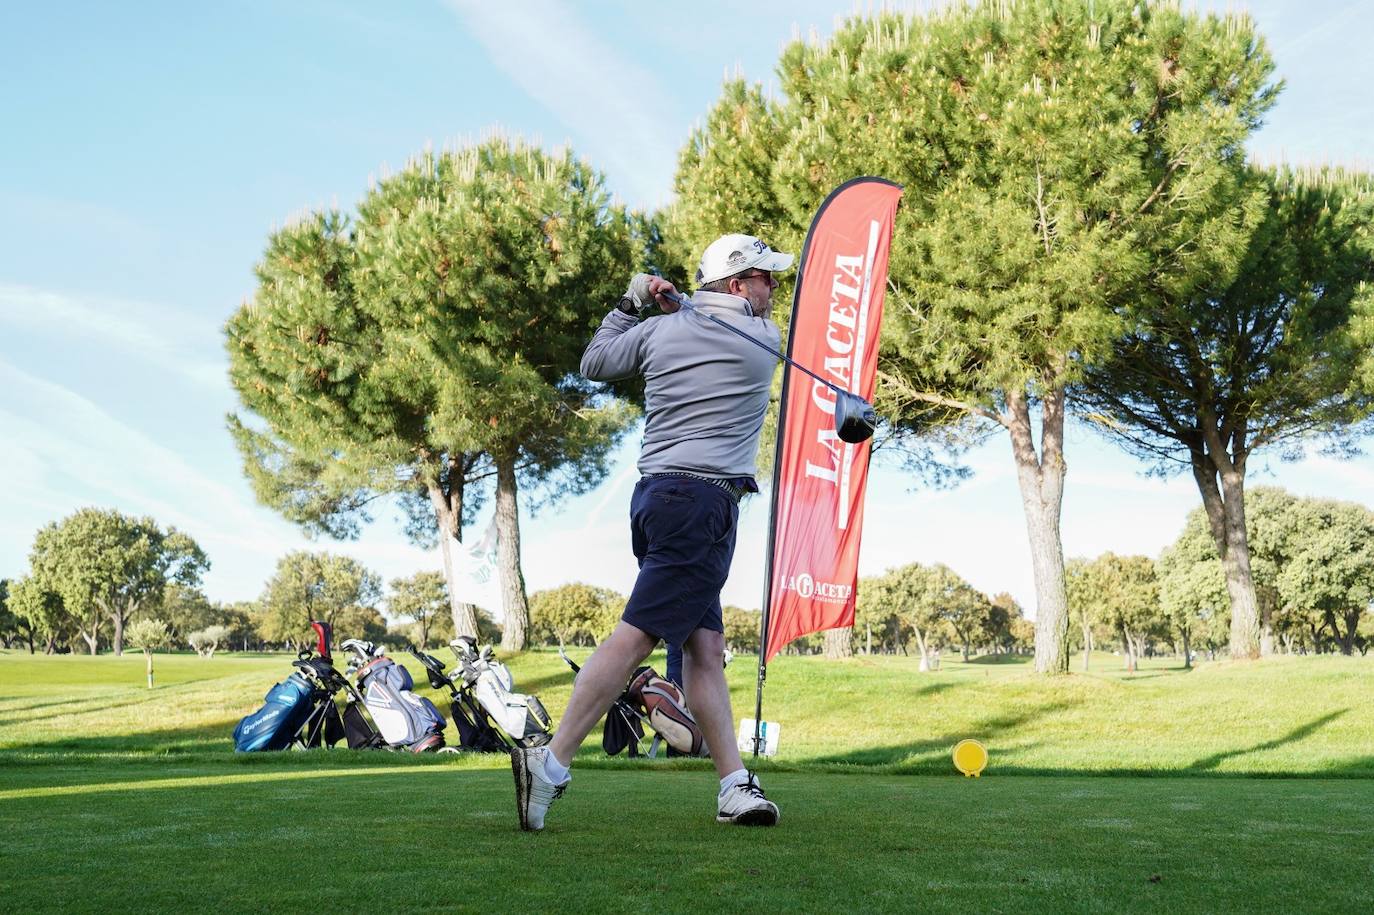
2, 0, 1372, 620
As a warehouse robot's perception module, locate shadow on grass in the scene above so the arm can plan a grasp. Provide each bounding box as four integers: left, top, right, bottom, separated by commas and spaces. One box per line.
1187, 709, 1350, 772
4, 720, 238, 755
1117, 669, 1189, 681
808, 698, 1076, 768
0, 698, 95, 725
966, 654, 1028, 666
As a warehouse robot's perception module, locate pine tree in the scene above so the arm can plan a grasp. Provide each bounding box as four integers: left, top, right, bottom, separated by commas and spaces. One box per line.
673, 2, 1279, 672
227, 135, 639, 646
1080, 166, 1374, 658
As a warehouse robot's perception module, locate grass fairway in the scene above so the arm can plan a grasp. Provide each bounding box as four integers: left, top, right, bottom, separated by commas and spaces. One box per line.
2, 650, 1372, 912
2, 762, 1371, 913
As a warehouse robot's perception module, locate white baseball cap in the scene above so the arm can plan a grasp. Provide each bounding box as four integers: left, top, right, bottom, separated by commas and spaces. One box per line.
695, 233, 795, 285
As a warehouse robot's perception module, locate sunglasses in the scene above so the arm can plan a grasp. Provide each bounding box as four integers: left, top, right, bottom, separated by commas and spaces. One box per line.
737, 270, 776, 287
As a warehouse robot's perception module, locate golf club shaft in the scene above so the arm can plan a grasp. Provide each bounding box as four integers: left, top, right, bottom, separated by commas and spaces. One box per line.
664, 291, 850, 400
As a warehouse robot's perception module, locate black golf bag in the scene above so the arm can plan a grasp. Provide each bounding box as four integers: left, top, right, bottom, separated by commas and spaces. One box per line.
234, 621, 385, 752
558, 649, 706, 759
344, 640, 446, 753
409, 648, 509, 753
559, 648, 649, 757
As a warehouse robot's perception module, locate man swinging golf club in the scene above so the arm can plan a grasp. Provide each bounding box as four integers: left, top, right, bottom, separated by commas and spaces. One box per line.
511, 233, 792, 831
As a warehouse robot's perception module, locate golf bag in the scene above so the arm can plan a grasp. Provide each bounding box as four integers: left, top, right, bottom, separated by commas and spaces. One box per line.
233, 668, 326, 751
560, 647, 646, 757
559, 650, 707, 759
234, 621, 385, 752
343, 639, 447, 753
627, 666, 706, 757
450, 636, 552, 748
409, 648, 508, 753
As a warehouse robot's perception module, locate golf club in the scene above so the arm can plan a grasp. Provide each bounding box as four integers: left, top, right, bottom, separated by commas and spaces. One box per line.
663, 290, 878, 444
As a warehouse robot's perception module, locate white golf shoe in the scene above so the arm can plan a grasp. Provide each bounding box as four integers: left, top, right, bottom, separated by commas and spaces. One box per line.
512, 746, 570, 831
717, 774, 779, 826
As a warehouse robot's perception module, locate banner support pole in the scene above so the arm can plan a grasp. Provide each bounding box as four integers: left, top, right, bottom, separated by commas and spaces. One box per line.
752, 368, 791, 761
750, 262, 807, 763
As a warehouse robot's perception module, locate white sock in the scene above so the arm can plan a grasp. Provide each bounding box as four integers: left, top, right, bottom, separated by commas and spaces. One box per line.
541, 748, 570, 784
719, 768, 750, 795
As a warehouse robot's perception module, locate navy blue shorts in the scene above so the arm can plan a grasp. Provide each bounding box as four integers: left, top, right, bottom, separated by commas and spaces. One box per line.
621, 475, 740, 646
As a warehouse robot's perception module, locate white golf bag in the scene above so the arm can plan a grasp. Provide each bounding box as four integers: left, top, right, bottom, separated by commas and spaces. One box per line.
342, 640, 446, 753
450, 637, 551, 748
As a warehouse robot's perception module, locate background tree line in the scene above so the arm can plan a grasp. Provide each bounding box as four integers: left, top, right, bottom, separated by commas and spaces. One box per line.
5, 486, 1370, 660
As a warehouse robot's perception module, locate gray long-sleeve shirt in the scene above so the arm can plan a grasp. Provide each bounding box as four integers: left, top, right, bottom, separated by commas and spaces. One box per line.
580, 290, 781, 478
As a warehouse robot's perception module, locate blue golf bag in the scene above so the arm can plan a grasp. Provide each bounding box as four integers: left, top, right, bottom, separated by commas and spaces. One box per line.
233, 672, 322, 751
233, 621, 386, 752
346, 641, 446, 753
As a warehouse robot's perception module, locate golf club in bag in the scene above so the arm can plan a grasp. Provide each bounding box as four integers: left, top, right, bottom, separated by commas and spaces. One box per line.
408, 647, 508, 753
450, 636, 552, 748
233, 621, 385, 752
664, 290, 878, 444
343, 639, 447, 753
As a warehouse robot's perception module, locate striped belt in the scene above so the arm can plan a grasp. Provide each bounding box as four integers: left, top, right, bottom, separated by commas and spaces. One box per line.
642, 472, 750, 504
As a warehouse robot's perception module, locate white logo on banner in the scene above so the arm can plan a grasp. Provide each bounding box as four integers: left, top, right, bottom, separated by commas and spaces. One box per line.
779, 571, 852, 604
801, 219, 882, 531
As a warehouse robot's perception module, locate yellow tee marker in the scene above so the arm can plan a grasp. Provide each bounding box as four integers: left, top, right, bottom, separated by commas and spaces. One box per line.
952, 738, 988, 777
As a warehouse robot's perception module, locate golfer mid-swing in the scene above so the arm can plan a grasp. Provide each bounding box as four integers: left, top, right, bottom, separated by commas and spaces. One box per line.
511, 233, 793, 830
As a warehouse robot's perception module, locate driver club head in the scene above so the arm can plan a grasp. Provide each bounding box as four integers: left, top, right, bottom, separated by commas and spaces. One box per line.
834, 390, 878, 444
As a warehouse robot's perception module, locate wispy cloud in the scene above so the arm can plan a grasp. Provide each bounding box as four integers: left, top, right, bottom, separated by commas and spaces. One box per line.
0, 283, 225, 388
444, 0, 681, 207
0, 360, 269, 536
0, 359, 464, 603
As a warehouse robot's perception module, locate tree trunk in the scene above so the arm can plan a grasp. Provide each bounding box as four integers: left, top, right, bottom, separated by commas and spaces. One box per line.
865, 623, 872, 655
1121, 627, 1136, 672
1335, 610, 1359, 655
1190, 436, 1261, 659
823, 627, 852, 659
1081, 625, 1092, 672
1007, 386, 1070, 674
495, 455, 530, 652
111, 611, 126, 656
1258, 596, 1275, 658
1182, 627, 1192, 670
145, 651, 154, 689
426, 461, 481, 640
81, 628, 98, 655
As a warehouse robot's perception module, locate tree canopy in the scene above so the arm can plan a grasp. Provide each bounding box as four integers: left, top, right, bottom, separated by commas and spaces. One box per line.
1081, 166, 1374, 657
227, 134, 640, 646
253, 551, 384, 646
17, 508, 207, 655
1158, 488, 1374, 656
528, 582, 622, 648
672, 1, 1280, 672
387, 571, 450, 649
